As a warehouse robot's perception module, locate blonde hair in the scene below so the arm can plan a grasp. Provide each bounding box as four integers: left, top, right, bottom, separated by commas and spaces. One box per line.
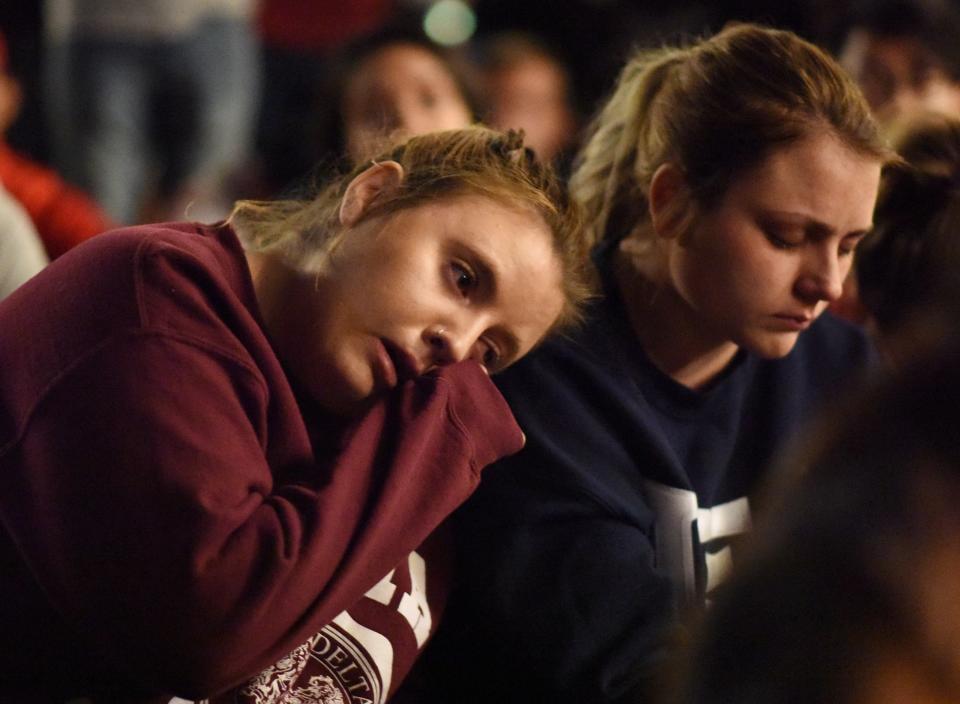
570, 22, 893, 250
230, 126, 594, 329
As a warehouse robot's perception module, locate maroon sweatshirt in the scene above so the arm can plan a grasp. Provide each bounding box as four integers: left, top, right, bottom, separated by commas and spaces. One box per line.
0, 222, 523, 702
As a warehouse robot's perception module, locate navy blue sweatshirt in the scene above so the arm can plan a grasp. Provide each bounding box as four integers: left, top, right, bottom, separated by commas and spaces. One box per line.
411, 292, 876, 703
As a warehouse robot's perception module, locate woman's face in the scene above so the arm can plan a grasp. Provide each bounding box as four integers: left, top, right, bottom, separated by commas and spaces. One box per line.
486, 57, 574, 162
343, 43, 473, 160
840, 29, 960, 124
289, 193, 564, 416
663, 132, 882, 360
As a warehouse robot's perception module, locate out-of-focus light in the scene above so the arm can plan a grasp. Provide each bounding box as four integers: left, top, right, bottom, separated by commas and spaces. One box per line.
423, 0, 476, 47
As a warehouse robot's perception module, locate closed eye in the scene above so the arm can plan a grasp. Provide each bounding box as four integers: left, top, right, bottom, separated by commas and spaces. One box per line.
763, 226, 803, 250
839, 234, 867, 257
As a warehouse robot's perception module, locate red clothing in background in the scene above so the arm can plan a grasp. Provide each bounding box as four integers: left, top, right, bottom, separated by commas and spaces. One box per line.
0, 222, 522, 701
0, 142, 112, 258
258, 0, 395, 52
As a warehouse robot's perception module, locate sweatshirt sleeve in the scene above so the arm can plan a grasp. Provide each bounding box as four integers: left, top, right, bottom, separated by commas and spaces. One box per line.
2, 329, 522, 698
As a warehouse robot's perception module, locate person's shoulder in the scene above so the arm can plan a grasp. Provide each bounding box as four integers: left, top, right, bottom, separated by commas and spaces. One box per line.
495, 299, 633, 417
492, 296, 642, 443
10, 220, 255, 351
78, 219, 241, 284
61, 221, 215, 261
115, 221, 259, 337
0, 222, 259, 450
499, 297, 626, 386
46, 220, 241, 300
86, 220, 237, 258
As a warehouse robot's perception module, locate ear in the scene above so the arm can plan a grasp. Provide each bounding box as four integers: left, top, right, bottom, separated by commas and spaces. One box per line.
648, 162, 688, 240
339, 160, 405, 227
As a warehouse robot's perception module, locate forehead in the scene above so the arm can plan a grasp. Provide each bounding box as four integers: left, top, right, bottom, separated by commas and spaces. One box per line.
860, 32, 927, 73
355, 44, 456, 91
495, 56, 565, 85
721, 132, 882, 230
415, 193, 560, 275
843, 29, 921, 69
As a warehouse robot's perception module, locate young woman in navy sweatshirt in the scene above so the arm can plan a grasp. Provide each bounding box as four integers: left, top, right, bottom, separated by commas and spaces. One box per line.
418, 24, 894, 704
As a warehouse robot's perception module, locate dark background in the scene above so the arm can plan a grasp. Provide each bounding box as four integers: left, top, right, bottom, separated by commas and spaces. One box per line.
0, 1, 875, 167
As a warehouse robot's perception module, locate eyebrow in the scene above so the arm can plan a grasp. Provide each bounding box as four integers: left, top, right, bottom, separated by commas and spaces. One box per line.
763, 209, 873, 238
458, 239, 499, 298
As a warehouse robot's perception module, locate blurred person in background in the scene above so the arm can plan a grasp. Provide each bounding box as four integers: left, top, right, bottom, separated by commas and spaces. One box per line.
265, 23, 478, 207
0, 181, 47, 300
0, 26, 111, 259
474, 32, 578, 170
677, 326, 960, 704
331, 28, 477, 164
254, 0, 396, 194
856, 112, 960, 362
826, 0, 960, 324
839, 0, 960, 125
43, 0, 261, 225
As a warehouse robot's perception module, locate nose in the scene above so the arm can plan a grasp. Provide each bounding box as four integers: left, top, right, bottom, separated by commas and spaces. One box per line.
423, 323, 490, 368
794, 248, 846, 304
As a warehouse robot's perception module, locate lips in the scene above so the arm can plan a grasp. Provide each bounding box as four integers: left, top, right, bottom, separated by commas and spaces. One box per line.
773, 313, 813, 331
380, 338, 422, 382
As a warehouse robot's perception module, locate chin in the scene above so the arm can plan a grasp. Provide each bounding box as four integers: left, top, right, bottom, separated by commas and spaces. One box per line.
744, 332, 801, 360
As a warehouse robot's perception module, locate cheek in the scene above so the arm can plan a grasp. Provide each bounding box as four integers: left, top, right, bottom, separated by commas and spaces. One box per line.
672, 237, 792, 317
353, 258, 441, 325
706, 224, 792, 289
434, 101, 471, 129
729, 249, 789, 293
668, 238, 740, 306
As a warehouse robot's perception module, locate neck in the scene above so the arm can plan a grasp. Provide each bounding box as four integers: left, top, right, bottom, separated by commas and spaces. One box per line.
247, 250, 318, 360
613, 249, 739, 391
247, 250, 285, 323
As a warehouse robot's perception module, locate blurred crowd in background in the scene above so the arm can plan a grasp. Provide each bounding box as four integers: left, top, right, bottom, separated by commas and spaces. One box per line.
3, 0, 960, 249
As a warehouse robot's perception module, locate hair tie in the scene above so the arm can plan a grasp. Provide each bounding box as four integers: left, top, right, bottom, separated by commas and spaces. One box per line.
492, 129, 535, 164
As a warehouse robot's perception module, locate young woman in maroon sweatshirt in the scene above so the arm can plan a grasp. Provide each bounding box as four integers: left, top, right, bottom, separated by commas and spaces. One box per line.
0, 126, 593, 703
